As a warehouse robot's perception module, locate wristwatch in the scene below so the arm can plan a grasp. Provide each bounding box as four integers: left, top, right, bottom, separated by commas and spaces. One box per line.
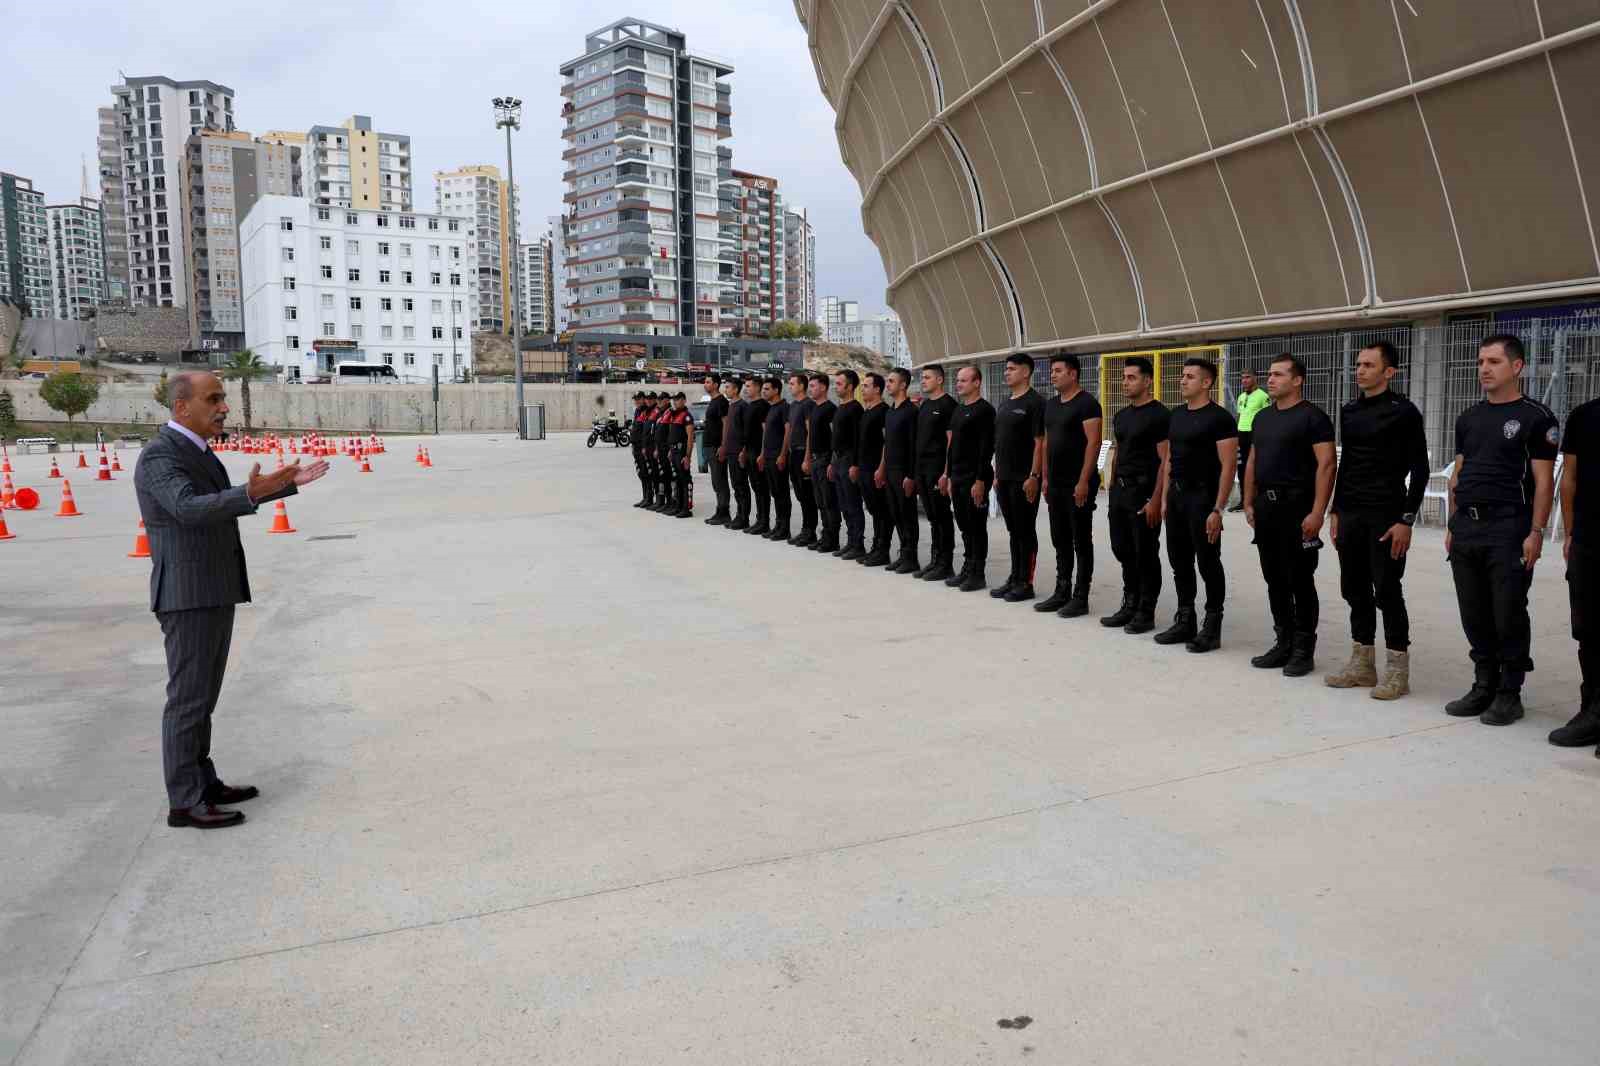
1400, 511, 1416, 526
1211, 506, 1224, 516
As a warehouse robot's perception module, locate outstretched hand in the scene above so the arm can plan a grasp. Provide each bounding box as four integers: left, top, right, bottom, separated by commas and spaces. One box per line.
246, 459, 329, 502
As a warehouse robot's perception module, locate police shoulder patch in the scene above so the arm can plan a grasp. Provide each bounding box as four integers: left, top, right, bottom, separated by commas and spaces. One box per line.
1546, 425, 1560, 445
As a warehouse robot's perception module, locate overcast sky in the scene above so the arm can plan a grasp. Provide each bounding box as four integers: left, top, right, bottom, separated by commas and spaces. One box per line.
1, 0, 892, 318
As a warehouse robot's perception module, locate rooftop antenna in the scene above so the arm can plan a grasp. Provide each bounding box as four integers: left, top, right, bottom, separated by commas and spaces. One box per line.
80, 155, 88, 199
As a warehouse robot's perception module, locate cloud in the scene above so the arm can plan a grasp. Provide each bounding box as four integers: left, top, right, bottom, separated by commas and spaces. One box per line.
0, 0, 892, 319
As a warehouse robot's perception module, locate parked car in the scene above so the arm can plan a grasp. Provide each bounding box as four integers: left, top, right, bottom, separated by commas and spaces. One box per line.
336, 364, 400, 383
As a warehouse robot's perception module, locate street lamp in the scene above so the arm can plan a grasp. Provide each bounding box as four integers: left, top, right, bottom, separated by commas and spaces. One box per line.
494, 96, 525, 438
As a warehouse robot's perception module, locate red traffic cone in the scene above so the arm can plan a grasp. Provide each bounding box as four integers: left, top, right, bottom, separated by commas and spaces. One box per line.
422, 449, 433, 468
111, 452, 124, 472
47, 457, 62, 478
415, 444, 425, 465
266, 499, 297, 534
76, 451, 89, 469
56, 480, 82, 517
0, 472, 14, 508
96, 452, 113, 481
128, 520, 151, 558
359, 454, 373, 473
0, 509, 14, 541
1, 448, 11, 474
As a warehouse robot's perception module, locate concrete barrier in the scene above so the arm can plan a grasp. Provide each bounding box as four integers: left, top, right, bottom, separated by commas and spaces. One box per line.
1, 379, 663, 434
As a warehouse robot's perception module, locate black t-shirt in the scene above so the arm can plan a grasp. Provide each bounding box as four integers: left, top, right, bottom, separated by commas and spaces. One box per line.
1167, 402, 1238, 488
1250, 399, 1334, 490
1044, 391, 1102, 490
743, 398, 769, 454
993, 389, 1045, 482
808, 399, 835, 457
1563, 398, 1597, 542
702, 394, 729, 448
787, 397, 812, 451
858, 402, 888, 471
724, 399, 747, 451
915, 393, 958, 472
761, 399, 788, 458
948, 398, 996, 483
1111, 400, 1170, 483
1333, 390, 1429, 516
884, 399, 918, 474
1454, 396, 1560, 508
833, 400, 862, 464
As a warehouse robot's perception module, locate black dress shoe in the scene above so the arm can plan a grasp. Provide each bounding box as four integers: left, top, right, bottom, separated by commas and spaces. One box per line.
167, 803, 246, 829
1003, 583, 1035, 603
204, 782, 259, 805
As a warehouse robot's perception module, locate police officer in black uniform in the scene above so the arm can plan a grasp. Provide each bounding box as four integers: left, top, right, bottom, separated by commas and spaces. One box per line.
784, 372, 817, 546
991, 353, 1046, 603
857, 373, 891, 567
629, 392, 652, 508
1243, 353, 1336, 677
724, 378, 751, 530
805, 373, 839, 553
1037, 353, 1102, 617
915, 366, 958, 581
1445, 334, 1559, 725
758, 377, 791, 540
640, 392, 664, 510
702, 375, 732, 525
1102, 357, 1170, 634
880, 368, 920, 573
666, 391, 695, 518
943, 364, 995, 592
1155, 358, 1237, 652
1325, 341, 1429, 698
831, 370, 866, 559
744, 378, 773, 536
1550, 393, 1599, 752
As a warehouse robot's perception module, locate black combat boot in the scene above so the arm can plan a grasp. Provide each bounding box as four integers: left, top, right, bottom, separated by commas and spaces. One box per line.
989, 575, 1016, 599
1481, 672, 1526, 725
705, 510, 729, 526
1099, 593, 1136, 628
1445, 665, 1499, 717
1251, 628, 1292, 669
922, 552, 955, 583
1004, 582, 1035, 603
1549, 686, 1600, 746
839, 539, 865, 561
1153, 607, 1197, 646
1282, 632, 1317, 677
791, 529, 816, 547
861, 542, 891, 568
1123, 604, 1156, 635
1058, 582, 1090, 618
959, 566, 988, 592
766, 522, 790, 541
1186, 610, 1223, 653
944, 556, 972, 588
1035, 581, 1071, 613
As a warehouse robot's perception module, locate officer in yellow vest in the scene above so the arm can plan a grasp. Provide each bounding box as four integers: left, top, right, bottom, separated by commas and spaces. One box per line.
1230, 369, 1272, 511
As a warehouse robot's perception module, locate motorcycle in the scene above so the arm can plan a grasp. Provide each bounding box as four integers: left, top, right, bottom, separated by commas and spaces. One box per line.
587, 418, 631, 448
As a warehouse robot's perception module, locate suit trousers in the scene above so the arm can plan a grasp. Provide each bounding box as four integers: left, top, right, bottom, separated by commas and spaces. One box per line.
708, 451, 731, 515
1108, 479, 1163, 609
1165, 481, 1225, 613
789, 449, 816, 534
766, 458, 791, 527
951, 478, 988, 571
917, 469, 955, 561
811, 459, 839, 541
834, 462, 866, 545
159, 605, 236, 809
729, 453, 752, 521
1045, 478, 1096, 592
995, 479, 1040, 585
1449, 508, 1535, 685
886, 469, 919, 559
1334, 508, 1409, 649
1254, 491, 1321, 636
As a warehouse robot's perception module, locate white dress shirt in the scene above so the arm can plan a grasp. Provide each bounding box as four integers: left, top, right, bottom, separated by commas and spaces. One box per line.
165, 420, 209, 453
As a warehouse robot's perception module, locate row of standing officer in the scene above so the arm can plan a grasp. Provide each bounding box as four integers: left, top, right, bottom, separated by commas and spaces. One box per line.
628, 391, 695, 517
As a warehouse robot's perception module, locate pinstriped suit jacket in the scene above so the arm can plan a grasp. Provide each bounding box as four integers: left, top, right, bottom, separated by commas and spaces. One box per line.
133, 426, 296, 614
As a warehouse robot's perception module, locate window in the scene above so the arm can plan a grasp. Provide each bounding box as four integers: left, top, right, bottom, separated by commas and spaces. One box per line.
449, 272, 461, 286
346, 212, 358, 225
453, 326, 463, 340
402, 298, 414, 311
403, 353, 415, 366
317, 207, 331, 221
434, 354, 444, 366
282, 247, 295, 262
378, 269, 391, 284
453, 354, 463, 366
451, 300, 463, 312
429, 244, 440, 258
351, 325, 363, 339
427, 218, 440, 231
380, 297, 392, 311
430, 299, 442, 312
399, 215, 416, 229
431, 326, 444, 340
282, 276, 296, 291
347, 268, 360, 282
378, 241, 390, 255
447, 219, 460, 232
402, 325, 415, 339
402, 271, 413, 284
286, 334, 299, 348
382, 353, 394, 365
321, 265, 333, 279
320, 293, 334, 308
322, 322, 336, 336
381, 324, 393, 339
279, 217, 293, 231
283, 306, 298, 320
376, 215, 389, 228
319, 235, 332, 250
349, 296, 362, 310
450, 247, 460, 260
430, 272, 441, 286
399, 243, 412, 257
347, 240, 360, 255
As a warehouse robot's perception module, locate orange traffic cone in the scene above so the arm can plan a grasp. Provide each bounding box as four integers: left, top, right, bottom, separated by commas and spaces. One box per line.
76, 451, 88, 469
47, 457, 62, 479
1, 448, 11, 474
0, 472, 14, 508
56, 480, 81, 517
290, 440, 299, 456
415, 444, 425, 465
128, 520, 151, 558
0, 509, 14, 541
111, 452, 124, 472
422, 449, 433, 468
96, 452, 113, 481
359, 454, 373, 473
266, 499, 297, 534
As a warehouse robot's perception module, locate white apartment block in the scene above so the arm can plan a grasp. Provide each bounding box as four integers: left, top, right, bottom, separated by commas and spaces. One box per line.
1, 173, 54, 317
435, 165, 519, 333
305, 116, 412, 213
782, 206, 816, 325
101, 76, 236, 308
519, 235, 554, 335
826, 313, 906, 367
821, 296, 859, 326
546, 214, 571, 332
47, 197, 106, 321
241, 195, 470, 381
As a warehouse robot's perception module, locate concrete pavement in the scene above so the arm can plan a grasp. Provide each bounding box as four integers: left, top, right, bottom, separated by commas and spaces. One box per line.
1, 433, 1595, 1065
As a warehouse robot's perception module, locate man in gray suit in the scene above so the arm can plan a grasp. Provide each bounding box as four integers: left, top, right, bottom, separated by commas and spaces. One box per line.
135, 371, 328, 829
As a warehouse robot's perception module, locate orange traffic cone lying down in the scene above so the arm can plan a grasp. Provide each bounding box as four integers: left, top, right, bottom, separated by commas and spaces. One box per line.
128, 520, 151, 558
56, 480, 81, 517
0, 509, 14, 541
266, 499, 297, 534
47, 457, 61, 478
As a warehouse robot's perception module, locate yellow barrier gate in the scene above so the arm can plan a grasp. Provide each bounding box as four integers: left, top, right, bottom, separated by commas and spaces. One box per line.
1097, 345, 1225, 423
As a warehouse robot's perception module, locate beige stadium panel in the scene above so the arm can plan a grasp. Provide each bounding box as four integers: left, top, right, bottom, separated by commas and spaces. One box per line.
988, 219, 1098, 343
1045, 26, 1145, 185
1038, 0, 1094, 32
1006, 51, 1095, 201
811, 3, 855, 105
861, 185, 918, 281
879, 167, 942, 263
941, 245, 1018, 354
1103, 182, 1197, 329
1256, 2, 1310, 121
821, 0, 881, 65
1094, 0, 1210, 170
1553, 37, 1600, 240
944, 78, 1053, 227
902, 0, 1008, 103
898, 134, 981, 251
1160, 0, 1298, 148
1149, 163, 1265, 324
897, 271, 954, 358
1295, 131, 1370, 304
837, 91, 886, 188
858, 19, 939, 150
1421, 57, 1598, 290
1545, 0, 1600, 34
1297, 2, 1413, 110
1395, 1, 1543, 81
1056, 201, 1140, 335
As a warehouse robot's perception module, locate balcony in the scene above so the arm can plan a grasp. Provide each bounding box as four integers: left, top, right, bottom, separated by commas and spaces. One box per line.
613, 71, 648, 92
617, 266, 653, 283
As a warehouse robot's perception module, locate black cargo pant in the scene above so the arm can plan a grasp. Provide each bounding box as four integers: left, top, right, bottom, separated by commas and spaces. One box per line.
1166, 480, 1225, 614
1254, 487, 1320, 636
1333, 508, 1409, 650
708, 446, 731, 516
1045, 475, 1096, 594
862, 473, 889, 550
766, 455, 791, 528
917, 468, 954, 562
669, 446, 692, 512
834, 458, 865, 546
728, 450, 752, 522
789, 448, 816, 534
656, 445, 673, 501
750, 453, 773, 524
810, 458, 839, 542
886, 468, 919, 560
995, 479, 1040, 586
1108, 476, 1162, 609
1236, 432, 1252, 499
951, 477, 988, 572
1449, 505, 1536, 690
632, 440, 650, 502
1572, 539, 1597, 700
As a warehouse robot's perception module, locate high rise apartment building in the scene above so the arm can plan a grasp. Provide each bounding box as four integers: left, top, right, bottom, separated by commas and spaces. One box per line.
1, 173, 54, 316
722, 169, 784, 338
782, 206, 816, 325
100, 76, 236, 308
821, 296, 859, 326
183, 130, 302, 349
46, 197, 106, 321
435, 165, 519, 333
519, 234, 554, 335
304, 116, 412, 213
559, 18, 733, 338
546, 214, 571, 333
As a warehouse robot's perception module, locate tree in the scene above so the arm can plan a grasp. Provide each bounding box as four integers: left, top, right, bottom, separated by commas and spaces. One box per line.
153, 370, 170, 408
798, 321, 822, 340
39, 372, 99, 448
771, 320, 801, 339
222, 349, 269, 430
0, 387, 16, 436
